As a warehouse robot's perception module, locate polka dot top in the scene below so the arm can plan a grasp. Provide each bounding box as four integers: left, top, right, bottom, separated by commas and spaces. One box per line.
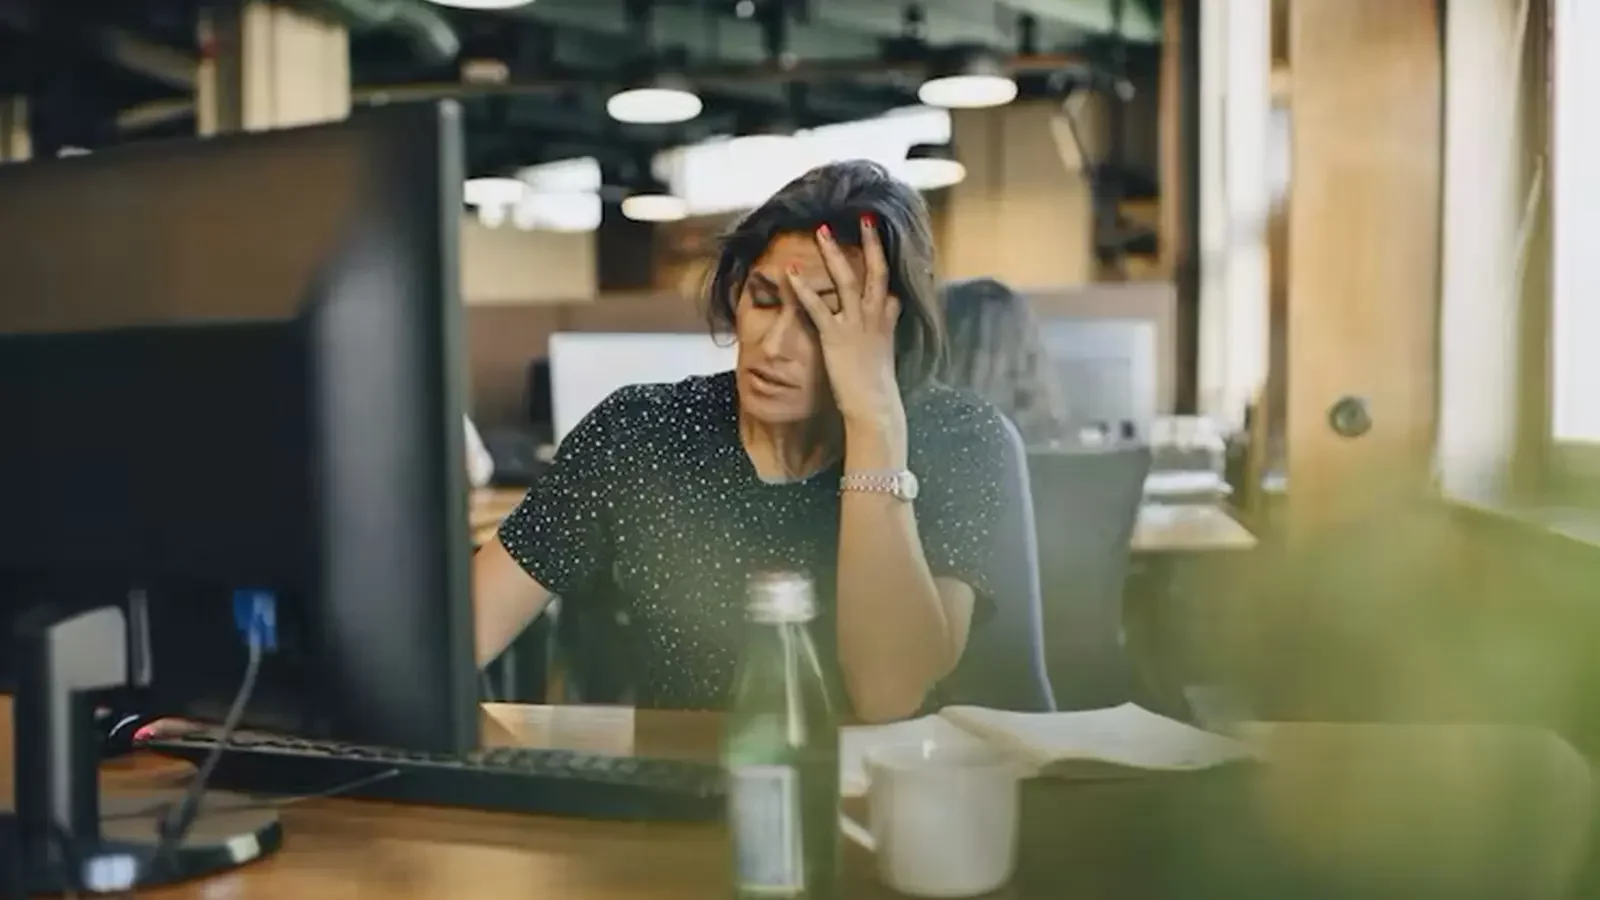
497, 370, 1014, 712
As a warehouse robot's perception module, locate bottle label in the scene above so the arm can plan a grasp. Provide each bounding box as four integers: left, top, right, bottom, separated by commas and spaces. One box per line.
729, 764, 804, 895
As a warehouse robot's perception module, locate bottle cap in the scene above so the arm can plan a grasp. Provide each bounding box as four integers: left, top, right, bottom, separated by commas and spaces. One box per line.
746, 571, 817, 624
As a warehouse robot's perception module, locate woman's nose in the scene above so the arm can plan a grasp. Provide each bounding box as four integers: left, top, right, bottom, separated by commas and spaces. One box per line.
759, 305, 801, 358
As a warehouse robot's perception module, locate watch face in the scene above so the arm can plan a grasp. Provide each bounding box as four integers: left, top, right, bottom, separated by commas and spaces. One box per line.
897, 471, 920, 501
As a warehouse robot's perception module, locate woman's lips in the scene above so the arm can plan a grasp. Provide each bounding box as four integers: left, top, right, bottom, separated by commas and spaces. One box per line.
747, 368, 796, 393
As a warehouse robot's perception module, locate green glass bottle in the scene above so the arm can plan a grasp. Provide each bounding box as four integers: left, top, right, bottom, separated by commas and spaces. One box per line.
723, 572, 840, 900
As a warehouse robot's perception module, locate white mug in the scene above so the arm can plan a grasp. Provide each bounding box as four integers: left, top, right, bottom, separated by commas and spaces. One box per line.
864, 741, 1023, 898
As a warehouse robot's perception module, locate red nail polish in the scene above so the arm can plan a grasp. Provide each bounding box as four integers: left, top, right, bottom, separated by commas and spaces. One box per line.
861, 213, 876, 230
134, 725, 155, 742
816, 223, 832, 241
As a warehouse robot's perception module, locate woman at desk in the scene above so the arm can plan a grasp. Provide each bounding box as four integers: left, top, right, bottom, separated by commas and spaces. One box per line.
473, 161, 1015, 723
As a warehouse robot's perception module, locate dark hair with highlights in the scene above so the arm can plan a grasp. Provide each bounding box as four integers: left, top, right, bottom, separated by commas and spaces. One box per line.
704, 160, 946, 394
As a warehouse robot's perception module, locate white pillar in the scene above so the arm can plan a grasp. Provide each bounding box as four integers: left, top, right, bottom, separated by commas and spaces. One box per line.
1197, 0, 1272, 431
1436, 0, 1525, 498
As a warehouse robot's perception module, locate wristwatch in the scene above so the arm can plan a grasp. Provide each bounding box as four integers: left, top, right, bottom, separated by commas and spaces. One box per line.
839, 469, 920, 502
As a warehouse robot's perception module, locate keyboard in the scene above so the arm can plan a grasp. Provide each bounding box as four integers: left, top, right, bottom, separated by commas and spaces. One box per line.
140, 728, 726, 822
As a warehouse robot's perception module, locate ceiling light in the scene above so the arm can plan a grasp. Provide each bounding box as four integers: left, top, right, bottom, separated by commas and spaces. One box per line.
901, 143, 966, 190
515, 156, 603, 194
477, 203, 510, 228
463, 176, 527, 208
918, 48, 1018, 109
621, 185, 688, 223
424, 0, 535, 9
607, 76, 703, 125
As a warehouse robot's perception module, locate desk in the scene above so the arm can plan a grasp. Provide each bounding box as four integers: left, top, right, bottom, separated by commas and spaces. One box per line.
1132, 503, 1257, 554
0, 702, 732, 900
475, 488, 1259, 555
3, 699, 1592, 900
470, 488, 525, 547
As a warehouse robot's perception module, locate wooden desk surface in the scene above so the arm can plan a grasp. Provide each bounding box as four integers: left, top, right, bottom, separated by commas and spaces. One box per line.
476, 488, 1259, 555
0, 702, 736, 900
1, 699, 1592, 899
1132, 503, 1257, 554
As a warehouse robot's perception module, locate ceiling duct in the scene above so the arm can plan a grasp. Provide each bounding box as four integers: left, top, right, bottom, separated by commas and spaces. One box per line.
305, 0, 461, 65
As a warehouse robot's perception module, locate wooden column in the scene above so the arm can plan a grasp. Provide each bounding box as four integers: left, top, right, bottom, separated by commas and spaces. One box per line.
0, 96, 30, 163
1286, 0, 1443, 531
197, 1, 350, 135
940, 100, 1101, 288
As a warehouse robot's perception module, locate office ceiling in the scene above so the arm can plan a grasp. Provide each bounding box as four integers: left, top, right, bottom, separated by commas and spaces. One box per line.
0, 0, 1161, 180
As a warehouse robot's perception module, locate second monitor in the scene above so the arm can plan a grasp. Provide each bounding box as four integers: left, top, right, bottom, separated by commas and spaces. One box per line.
548, 332, 738, 443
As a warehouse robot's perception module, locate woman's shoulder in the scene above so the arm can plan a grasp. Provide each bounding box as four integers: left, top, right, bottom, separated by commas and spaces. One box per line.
583, 370, 736, 443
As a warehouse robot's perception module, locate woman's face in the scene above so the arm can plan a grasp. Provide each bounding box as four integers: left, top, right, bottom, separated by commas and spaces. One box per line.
734, 231, 869, 427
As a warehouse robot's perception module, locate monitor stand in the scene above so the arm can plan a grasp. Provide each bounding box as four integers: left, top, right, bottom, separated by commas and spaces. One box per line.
9, 602, 282, 894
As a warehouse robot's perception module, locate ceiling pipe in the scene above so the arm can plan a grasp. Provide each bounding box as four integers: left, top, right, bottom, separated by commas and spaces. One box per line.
115, 52, 1088, 133
0, 3, 198, 90
304, 0, 461, 65
89, 28, 199, 89
353, 52, 1086, 103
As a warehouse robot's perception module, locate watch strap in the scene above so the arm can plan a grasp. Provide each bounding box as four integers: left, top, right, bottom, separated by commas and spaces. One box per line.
839, 470, 912, 498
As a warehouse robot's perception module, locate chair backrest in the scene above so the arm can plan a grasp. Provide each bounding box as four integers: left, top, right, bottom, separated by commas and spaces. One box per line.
940, 416, 1057, 712
1027, 444, 1152, 709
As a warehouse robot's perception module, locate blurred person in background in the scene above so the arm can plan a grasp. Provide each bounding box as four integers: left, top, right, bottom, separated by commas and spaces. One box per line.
939, 277, 1073, 446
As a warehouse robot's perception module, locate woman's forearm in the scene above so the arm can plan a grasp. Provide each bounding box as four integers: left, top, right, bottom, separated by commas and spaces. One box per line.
833, 415, 956, 723
472, 538, 556, 668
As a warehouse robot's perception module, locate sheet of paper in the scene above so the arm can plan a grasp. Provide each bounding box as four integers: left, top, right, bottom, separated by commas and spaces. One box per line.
837, 715, 986, 797
941, 703, 1254, 775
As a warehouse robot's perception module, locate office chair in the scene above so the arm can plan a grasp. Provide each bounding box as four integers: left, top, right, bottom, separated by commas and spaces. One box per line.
1027, 443, 1152, 710
940, 416, 1058, 712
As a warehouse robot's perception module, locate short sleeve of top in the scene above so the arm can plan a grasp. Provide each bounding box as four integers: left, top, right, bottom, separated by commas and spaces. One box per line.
497, 387, 637, 597
910, 392, 1018, 626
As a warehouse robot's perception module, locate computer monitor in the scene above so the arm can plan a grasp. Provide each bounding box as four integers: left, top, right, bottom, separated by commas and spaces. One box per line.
547, 332, 738, 443
0, 102, 477, 891
1039, 317, 1161, 432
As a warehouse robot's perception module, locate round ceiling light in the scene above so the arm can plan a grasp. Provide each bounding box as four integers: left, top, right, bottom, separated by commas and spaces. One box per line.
424, 0, 536, 9
918, 48, 1018, 109
621, 190, 688, 223
900, 143, 966, 190
607, 77, 704, 125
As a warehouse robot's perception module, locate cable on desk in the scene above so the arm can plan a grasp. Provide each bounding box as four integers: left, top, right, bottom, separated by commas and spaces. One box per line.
146, 638, 262, 876
104, 767, 402, 824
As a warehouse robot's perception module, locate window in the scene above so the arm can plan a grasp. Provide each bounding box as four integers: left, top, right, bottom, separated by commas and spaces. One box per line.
1436, 0, 1552, 500
1436, 0, 1599, 505
1551, 0, 1600, 448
